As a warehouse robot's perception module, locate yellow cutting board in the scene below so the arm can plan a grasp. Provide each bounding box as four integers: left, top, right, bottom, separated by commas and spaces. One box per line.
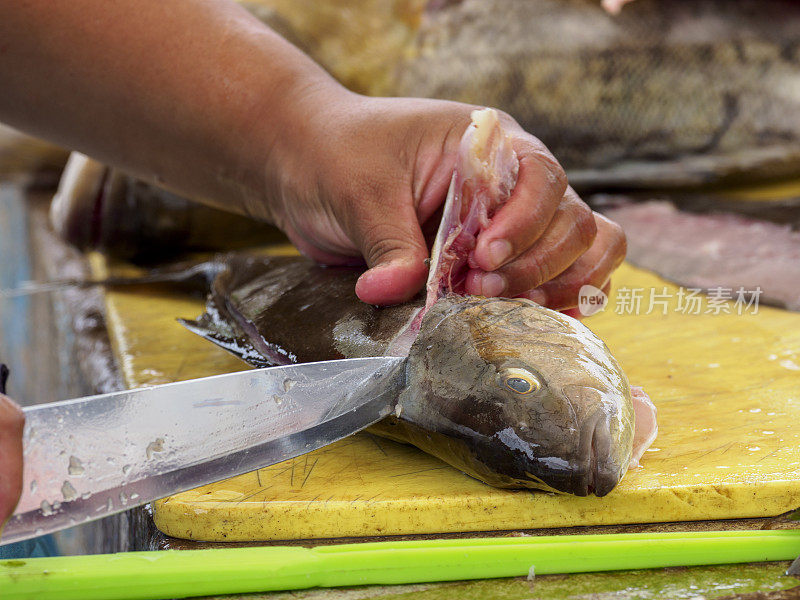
95, 253, 800, 542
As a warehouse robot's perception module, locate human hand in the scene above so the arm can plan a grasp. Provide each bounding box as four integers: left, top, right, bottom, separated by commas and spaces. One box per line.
0, 367, 24, 532
261, 90, 625, 308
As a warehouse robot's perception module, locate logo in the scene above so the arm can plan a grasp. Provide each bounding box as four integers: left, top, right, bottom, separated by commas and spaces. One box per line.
578, 284, 608, 317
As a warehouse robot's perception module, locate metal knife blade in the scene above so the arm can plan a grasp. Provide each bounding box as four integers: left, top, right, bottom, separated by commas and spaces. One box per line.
1, 356, 405, 545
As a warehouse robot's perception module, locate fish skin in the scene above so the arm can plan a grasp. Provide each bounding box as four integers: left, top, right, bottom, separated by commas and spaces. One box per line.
180, 254, 420, 367
400, 0, 800, 172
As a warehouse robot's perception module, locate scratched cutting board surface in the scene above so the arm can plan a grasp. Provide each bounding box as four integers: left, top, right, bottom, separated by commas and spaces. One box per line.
94, 250, 800, 542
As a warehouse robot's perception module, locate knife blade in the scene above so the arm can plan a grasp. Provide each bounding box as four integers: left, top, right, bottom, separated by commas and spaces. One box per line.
0, 356, 406, 545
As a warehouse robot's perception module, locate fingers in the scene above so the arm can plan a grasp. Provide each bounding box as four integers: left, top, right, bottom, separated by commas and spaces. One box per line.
519, 213, 626, 311
353, 198, 430, 306
471, 135, 567, 272
0, 395, 24, 529
466, 187, 597, 297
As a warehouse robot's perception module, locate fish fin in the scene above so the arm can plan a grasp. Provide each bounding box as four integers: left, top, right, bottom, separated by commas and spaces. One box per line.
629, 385, 658, 468
178, 317, 275, 369
425, 108, 518, 311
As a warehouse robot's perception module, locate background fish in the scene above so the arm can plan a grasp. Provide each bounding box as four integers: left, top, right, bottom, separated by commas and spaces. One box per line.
181, 110, 658, 496
238, 0, 800, 190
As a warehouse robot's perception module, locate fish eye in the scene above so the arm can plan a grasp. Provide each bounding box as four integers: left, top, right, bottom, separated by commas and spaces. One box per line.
501, 368, 541, 395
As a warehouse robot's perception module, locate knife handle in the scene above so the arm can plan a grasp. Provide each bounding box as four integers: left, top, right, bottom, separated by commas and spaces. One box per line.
0, 363, 9, 395
2, 530, 799, 600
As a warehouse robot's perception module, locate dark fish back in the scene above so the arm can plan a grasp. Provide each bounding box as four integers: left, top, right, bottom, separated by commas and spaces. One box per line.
181, 255, 421, 366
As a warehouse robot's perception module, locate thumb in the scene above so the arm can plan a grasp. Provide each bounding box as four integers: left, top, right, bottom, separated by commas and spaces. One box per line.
353, 201, 430, 306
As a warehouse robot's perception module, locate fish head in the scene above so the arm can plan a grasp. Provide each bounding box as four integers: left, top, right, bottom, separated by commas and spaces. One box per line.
401, 295, 634, 496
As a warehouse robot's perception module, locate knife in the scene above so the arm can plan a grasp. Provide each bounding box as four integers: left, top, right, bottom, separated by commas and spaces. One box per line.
0, 356, 406, 546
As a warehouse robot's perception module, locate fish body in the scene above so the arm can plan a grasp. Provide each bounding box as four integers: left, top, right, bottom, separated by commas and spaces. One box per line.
239, 0, 800, 189
181, 254, 639, 496
182, 110, 656, 496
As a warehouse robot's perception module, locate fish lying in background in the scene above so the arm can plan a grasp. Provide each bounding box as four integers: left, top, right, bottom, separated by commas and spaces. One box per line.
595, 195, 800, 311
237, 0, 800, 190
181, 109, 658, 496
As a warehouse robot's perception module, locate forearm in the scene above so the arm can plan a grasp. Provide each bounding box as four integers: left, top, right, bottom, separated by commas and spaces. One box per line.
0, 0, 343, 220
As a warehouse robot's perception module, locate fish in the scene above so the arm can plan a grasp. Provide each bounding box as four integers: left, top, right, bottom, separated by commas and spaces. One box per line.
594, 195, 800, 311
236, 0, 800, 190
181, 109, 658, 496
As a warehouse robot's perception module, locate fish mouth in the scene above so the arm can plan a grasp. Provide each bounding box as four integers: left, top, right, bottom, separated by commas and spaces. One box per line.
574, 410, 624, 497
509, 409, 625, 497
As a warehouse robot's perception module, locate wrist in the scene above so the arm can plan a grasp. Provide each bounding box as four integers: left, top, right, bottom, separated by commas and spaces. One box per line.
231, 34, 353, 226
249, 65, 360, 225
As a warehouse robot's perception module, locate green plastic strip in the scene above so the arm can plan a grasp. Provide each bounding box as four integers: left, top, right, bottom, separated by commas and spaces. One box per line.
2, 529, 798, 600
